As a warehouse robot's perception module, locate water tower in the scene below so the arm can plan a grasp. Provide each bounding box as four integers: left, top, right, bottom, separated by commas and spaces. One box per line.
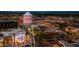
23, 12, 36, 47
23, 12, 33, 28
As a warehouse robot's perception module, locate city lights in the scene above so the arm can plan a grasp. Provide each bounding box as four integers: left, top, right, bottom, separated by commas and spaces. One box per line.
0, 11, 79, 47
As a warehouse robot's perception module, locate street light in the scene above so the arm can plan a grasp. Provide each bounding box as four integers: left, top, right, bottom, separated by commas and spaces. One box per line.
13, 33, 16, 47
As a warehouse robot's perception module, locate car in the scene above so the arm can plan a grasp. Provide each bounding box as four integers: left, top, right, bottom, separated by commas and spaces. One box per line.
73, 43, 79, 47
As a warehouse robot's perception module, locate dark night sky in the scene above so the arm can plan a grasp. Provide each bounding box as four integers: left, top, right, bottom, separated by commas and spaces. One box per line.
0, 11, 79, 17
0, 11, 79, 14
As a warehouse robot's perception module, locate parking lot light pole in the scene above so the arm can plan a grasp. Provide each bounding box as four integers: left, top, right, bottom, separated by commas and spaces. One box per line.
13, 34, 16, 47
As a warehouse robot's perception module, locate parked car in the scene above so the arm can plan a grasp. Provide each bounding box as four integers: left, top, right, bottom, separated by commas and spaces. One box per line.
73, 43, 79, 47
